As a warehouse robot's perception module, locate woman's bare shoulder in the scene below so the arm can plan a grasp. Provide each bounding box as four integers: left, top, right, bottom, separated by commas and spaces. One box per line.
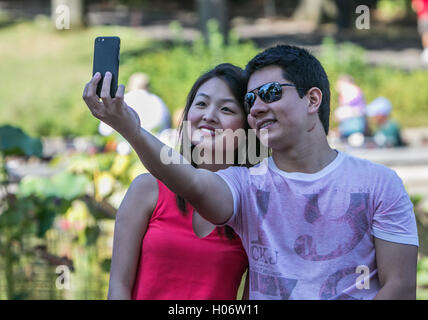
119, 173, 158, 218
129, 173, 158, 210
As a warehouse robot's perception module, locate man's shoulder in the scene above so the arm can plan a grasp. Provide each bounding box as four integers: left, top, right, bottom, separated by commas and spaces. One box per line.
340, 151, 398, 180
215, 164, 250, 176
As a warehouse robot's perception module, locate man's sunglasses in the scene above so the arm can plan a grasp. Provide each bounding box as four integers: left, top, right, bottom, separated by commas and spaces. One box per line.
244, 81, 300, 113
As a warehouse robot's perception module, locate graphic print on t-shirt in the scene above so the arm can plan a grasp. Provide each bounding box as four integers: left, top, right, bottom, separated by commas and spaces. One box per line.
249, 188, 299, 299
250, 269, 298, 299
319, 266, 360, 300
251, 189, 270, 246
215, 152, 419, 299
294, 192, 370, 261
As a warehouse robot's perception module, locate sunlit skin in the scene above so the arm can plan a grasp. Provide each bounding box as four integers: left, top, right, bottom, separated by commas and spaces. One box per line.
246, 65, 337, 174
187, 77, 246, 171
83, 71, 250, 299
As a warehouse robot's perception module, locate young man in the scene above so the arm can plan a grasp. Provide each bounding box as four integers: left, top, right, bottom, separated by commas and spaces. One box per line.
83, 45, 418, 300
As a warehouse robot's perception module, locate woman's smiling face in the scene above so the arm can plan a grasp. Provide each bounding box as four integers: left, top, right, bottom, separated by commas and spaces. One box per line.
187, 77, 246, 154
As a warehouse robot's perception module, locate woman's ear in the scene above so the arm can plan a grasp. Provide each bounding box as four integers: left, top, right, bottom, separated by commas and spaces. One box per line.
306, 87, 323, 115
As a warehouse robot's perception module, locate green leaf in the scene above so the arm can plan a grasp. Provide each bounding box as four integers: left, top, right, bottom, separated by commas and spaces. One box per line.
84, 225, 101, 246
100, 258, 111, 273
18, 172, 90, 200
36, 209, 56, 238
0, 125, 42, 157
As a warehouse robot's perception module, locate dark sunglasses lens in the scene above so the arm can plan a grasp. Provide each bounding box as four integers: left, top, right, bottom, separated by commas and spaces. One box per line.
244, 92, 256, 111
259, 82, 282, 103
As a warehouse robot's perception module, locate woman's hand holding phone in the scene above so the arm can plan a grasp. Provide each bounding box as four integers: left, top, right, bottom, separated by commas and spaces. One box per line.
83, 71, 141, 141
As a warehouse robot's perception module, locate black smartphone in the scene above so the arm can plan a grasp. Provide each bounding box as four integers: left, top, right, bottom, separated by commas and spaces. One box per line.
92, 36, 120, 98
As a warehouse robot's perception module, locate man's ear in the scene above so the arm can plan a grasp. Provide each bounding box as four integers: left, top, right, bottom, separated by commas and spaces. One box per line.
306, 87, 323, 115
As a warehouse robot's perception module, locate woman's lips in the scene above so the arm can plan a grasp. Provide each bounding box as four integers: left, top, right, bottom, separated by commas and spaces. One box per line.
198, 125, 217, 136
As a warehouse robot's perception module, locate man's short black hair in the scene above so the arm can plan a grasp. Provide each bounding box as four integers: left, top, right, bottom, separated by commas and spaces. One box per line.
244, 44, 331, 135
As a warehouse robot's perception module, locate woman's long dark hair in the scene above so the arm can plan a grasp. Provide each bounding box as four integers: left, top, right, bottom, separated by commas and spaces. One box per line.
175, 63, 260, 240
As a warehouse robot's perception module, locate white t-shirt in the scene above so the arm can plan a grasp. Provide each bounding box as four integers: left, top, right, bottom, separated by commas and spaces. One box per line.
215, 151, 418, 300
124, 89, 171, 133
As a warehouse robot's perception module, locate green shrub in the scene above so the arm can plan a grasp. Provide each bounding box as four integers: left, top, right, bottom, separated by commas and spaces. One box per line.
120, 20, 259, 116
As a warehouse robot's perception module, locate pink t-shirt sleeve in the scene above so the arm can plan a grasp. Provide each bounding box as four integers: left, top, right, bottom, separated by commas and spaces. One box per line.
215, 166, 247, 234
371, 170, 419, 246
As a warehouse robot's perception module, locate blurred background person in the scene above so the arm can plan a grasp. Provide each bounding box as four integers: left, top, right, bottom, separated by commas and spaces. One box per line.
334, 74, 369, 144
123, 72, 172, 133
366, 97, 405, 148
99, 72, 172, 154
412, 0, 428, 64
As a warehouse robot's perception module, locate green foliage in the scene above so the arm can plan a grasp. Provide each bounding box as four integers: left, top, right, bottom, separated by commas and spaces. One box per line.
0, 125, 43, 157
120, 20, 259, 116
1, 20, 427, 137
417, 256, 428, 300
377, 0, 410, 19
0, 125, 114, 299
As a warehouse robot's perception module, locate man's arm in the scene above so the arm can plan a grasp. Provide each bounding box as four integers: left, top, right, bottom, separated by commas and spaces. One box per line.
83, 72, 234, 225
373, 238, 418, 300
128, 127, 234, 225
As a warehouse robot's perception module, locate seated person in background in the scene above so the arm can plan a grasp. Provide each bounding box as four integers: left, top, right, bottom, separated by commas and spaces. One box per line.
366, 97, 404, 148
334, 74, 369, 140
123, 72, 172, 133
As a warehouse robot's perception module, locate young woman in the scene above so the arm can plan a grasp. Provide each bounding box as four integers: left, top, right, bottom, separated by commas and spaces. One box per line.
84, 64, 254, 299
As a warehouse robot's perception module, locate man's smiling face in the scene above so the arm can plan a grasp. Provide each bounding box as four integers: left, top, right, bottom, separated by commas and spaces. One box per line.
246, 65, 310, 151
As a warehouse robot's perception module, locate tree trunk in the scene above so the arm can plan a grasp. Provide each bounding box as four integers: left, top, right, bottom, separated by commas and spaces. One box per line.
293, 0, 338, 26
264, 0, 276, 17
196, 0, 229, 44
294, 0, 323, 25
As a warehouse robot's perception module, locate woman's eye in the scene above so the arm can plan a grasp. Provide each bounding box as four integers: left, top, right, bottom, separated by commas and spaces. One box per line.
195, 101, 207, 107
221, 106, 234, 113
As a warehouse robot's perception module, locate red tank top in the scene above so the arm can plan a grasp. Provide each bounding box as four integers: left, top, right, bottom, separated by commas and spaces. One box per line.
131, 180, 248, 300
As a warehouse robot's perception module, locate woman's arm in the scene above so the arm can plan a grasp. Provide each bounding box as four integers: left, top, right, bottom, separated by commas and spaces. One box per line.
83, 72, 234, 225
107, 173, 158, 299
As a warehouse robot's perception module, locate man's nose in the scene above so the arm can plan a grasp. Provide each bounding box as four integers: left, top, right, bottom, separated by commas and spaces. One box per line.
249, 97, 269, 118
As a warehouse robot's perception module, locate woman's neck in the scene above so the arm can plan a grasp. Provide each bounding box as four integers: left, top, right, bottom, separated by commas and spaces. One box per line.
193, 148, 235, 172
